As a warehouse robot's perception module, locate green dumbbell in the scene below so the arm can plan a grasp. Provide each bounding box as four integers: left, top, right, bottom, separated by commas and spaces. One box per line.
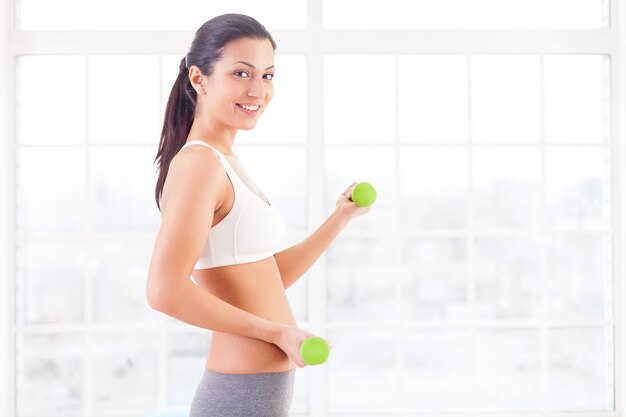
300, 337, 330, 366
350, 182, 377, 207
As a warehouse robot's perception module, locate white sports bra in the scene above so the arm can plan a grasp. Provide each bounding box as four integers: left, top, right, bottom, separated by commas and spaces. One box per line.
179, 140, 287, 269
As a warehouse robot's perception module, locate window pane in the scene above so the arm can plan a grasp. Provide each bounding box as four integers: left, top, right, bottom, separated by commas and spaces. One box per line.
286, 271, 308, 323
324, 0, 607, 29
327, 237, 396, 323
324, 55, 395, 144
545, 55, 610, 144
18, 0, 306, 31
16, 239, 84, 324
327, 329, 396, 414
398, 55, 468, 143
91, 331, 159, 415
474, 237, 542, 320
546, 235, 612, 321
474, 329, 541, 412
402, 330, 470, 413
88, 56, 161, 144
325, 146, 395, 231
473, 146, 542, 229
400, 238, 468, 321
471, 55, 542, 143
16, 56, 86, 145
92, 238, 156, 323
90, 146, 160, 233
166, 332, 211, 405
16, 333, 84, 416
399, 146, 469, 230
546, 327, 614, 411
545, 146, 611, 230
16, 147, 86, 234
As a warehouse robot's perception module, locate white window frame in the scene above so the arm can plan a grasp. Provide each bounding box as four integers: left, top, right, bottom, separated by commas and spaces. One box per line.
1, 0, 625, 416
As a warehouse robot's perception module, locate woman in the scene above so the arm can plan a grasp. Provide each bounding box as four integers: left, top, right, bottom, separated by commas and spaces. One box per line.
146, 13, 371, 417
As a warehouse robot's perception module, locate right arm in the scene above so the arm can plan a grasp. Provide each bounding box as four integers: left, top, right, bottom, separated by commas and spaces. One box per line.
145, 149, 277, 343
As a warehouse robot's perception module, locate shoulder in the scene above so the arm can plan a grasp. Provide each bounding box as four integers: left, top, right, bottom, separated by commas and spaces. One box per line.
161, 145, 227, 213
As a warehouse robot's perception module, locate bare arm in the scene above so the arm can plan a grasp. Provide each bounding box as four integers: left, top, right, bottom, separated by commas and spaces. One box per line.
274, 208, 349, 290
145, 149, 277, 343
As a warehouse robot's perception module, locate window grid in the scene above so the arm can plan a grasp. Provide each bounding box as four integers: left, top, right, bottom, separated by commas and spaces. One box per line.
4, 2, 623, 417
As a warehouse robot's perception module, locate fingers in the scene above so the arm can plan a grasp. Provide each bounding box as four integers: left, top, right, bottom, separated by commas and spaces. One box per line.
344, 182, 358, 199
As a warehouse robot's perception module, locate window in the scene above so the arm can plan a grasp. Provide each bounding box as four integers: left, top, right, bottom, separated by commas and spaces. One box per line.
3, 0, 622, 416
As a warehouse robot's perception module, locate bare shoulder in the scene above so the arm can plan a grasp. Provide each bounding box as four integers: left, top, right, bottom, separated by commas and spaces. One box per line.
160, 145, 227, 217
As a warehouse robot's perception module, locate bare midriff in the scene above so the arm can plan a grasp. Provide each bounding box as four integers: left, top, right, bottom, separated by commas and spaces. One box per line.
191, 256, 298, 374
176, 143, 298, 375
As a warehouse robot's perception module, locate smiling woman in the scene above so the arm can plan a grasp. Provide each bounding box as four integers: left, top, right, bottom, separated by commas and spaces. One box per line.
146, 12, 370, 417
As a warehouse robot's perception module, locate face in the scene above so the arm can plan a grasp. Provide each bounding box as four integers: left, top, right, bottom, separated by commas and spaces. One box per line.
190, 37, 275, 132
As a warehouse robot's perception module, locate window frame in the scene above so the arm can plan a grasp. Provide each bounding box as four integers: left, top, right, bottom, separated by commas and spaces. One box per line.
2, 0, 625, 416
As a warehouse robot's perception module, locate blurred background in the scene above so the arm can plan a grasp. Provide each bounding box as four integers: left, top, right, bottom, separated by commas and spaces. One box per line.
0, 0, 623, 416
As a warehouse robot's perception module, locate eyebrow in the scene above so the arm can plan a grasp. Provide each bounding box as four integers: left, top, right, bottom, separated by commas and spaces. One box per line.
232, 61, 275, 70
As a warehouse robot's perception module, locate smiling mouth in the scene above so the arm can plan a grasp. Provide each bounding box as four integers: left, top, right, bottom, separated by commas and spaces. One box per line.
236, 103, 261, 112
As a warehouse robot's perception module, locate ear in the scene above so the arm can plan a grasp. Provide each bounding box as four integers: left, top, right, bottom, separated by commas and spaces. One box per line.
189, 66, 206, 95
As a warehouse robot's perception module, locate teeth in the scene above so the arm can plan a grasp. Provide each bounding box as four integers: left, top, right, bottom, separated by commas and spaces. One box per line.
239, 104, 259, 111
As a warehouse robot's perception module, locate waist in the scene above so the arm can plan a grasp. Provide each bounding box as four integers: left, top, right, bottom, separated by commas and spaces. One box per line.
207, 331, 296, 374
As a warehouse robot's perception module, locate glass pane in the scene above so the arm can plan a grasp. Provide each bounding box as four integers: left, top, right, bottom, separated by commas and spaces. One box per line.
16, 333, 83, 416
401, 330, 469, 413
91, 331, 159, 415
285, 271, 308, 323
16, 56, 86, 145
399, 146, 469, 230
325, 146, 395, 231
473, 146, 542, 229
400, 238, 467, 321
398, 55, 468, 143
166, 332, 212, 405
161, 55, 182, 120
16, 147, 86, 234
544, 55, 610, 144
291, 361, 309, 414
474, 237, 541, 320
546, 235, 612, 321
16, 239, 84, 324
474, 329, 541, 412
545, 146, 611, 230
236, 146, 307, 231
546, 327, 614, 411
323, 0, 606, 29
90, 146, 160, 233
471, 55, 542, 143
327, 237, 396, 323
92, 238, 157, 323
18, 0, 306, 31
327, 329, 396, 414
88, 56, 161, 144
236, 54, 307, 143
324, 55, 395, 144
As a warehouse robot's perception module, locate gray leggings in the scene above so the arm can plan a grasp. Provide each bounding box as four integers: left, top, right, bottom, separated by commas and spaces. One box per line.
189, 367, 296, 417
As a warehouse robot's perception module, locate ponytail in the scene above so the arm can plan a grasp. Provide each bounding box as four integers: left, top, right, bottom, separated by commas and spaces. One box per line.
153, 57, 196, 211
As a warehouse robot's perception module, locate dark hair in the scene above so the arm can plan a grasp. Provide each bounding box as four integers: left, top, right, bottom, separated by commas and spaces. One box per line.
153, 13, 277, 211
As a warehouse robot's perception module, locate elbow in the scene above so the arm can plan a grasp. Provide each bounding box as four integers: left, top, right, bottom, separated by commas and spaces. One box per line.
146, 281, 170, 312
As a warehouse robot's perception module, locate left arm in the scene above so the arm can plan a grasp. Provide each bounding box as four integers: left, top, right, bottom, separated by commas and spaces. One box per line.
274, 181, 372, 289
274, 207, 349, 289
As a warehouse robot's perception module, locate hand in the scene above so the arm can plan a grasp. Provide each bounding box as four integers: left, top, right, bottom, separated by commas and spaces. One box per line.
336, 182, 372, 222
271, 323, 333, 368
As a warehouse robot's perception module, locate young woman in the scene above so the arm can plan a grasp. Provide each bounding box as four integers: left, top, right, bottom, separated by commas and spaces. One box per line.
146, 13, 371, 417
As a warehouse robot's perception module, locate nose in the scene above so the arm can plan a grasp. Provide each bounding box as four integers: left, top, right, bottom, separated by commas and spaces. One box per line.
247, 75, 266, 99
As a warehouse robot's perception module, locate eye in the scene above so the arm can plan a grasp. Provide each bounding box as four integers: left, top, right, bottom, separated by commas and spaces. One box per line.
265, 73, 275, 80
234, 71, 249, 78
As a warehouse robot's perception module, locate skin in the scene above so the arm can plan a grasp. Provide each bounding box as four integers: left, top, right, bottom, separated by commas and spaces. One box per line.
148, 37, 371, 374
